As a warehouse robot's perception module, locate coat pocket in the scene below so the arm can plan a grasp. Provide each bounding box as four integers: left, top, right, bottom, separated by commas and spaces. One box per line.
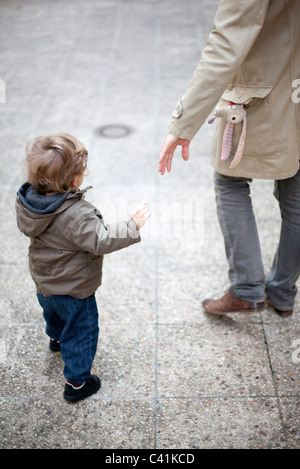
222, 84, 272, 105
221, 84, 277, 158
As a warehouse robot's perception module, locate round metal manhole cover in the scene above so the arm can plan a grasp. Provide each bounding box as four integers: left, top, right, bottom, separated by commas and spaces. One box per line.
95, 124, 133, 139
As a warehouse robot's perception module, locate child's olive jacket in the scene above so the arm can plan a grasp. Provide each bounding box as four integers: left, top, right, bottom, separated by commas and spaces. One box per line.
16, 183, 141, 299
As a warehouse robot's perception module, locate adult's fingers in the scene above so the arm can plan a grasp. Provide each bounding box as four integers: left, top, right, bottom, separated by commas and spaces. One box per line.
181, 141, 190, 161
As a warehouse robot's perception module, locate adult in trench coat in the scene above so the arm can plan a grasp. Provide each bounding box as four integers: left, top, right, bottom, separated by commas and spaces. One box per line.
158, 0, 300, 316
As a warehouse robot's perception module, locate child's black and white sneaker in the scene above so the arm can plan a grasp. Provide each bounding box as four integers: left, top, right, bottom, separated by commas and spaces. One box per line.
63, 375, 101, 402
49, 338, 60, 352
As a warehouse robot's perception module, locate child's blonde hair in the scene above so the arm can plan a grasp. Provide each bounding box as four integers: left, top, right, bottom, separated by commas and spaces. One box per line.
26, 133, 88, 194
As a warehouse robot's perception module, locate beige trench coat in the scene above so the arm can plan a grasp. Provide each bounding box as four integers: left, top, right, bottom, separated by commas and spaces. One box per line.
168, 0, 300, 180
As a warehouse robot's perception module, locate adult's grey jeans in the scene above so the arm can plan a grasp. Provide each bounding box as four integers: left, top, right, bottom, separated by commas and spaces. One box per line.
214, 168, 300, 310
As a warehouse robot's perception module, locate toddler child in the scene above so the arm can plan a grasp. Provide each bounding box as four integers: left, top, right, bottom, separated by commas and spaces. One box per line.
15, 132, 150, 402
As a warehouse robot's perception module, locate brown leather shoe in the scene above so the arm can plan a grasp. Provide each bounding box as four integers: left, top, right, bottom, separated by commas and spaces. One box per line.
202, 290, 265, 315
266, 300, 293, 318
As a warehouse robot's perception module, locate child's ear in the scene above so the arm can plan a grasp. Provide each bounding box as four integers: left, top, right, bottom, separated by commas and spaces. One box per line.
71, 173, 82, 189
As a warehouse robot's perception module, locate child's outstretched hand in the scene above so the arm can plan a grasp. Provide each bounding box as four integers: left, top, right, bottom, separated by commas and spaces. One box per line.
131, 203, 151, 230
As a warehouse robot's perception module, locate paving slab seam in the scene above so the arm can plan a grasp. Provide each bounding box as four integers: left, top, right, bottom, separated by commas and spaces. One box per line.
260, 318, 290, 428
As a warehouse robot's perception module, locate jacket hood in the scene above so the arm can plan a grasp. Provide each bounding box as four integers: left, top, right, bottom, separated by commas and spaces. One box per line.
17, 182, 70, 214
15, 182, 90, 237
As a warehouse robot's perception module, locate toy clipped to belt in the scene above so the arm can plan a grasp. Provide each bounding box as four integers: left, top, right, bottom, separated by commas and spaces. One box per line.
208, 100, 247, 169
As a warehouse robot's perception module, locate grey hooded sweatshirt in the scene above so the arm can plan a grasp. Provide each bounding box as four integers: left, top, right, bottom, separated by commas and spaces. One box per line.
16, 183, 141, 299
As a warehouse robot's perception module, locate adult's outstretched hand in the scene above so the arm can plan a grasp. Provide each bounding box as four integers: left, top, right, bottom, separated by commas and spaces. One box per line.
158, 132, 190, 175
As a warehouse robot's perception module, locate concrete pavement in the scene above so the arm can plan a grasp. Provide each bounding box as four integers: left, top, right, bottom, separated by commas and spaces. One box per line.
0, 0, 299, 449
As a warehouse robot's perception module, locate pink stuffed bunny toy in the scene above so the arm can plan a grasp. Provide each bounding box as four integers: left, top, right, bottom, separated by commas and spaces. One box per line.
208, 100, 247, 169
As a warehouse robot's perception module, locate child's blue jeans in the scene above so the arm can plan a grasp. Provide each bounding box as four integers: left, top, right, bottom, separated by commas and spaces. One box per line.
37, 293, 99, 384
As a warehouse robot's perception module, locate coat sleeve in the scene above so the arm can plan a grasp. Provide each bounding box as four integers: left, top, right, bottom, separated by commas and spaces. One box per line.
70, 212, 141, 256
168, 0, 270, 141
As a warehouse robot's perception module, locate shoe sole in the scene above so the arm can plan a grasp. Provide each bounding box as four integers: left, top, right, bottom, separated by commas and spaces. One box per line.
203, 305, 265, 315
